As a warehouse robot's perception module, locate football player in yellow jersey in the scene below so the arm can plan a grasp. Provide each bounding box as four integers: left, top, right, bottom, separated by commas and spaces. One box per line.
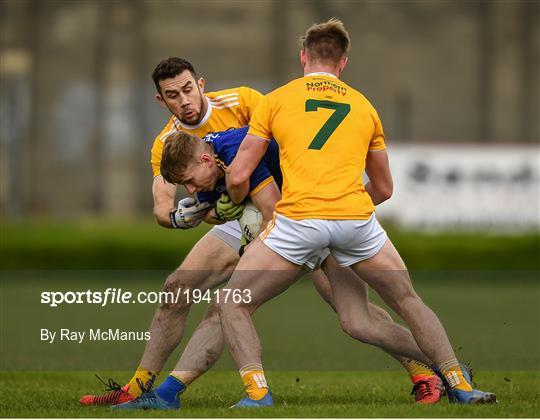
221, 19, 496, 406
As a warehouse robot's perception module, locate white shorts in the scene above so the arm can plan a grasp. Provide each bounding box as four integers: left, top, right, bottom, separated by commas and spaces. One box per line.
260, 213, 387, 269
209, 221, 242, 252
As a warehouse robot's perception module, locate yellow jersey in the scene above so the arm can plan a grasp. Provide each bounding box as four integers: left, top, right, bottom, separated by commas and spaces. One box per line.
248, 73, 386, 220
151, 86, 262, 178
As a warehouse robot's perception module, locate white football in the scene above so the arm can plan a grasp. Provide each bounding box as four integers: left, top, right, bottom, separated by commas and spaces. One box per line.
239, 199, 263, 242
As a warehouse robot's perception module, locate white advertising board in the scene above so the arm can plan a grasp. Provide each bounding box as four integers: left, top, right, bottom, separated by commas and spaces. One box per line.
375, 144, 539, 232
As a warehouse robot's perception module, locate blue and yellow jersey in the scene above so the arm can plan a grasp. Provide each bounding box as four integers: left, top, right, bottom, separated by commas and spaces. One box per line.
151, 87, 263, 178
196, 127, 282, 205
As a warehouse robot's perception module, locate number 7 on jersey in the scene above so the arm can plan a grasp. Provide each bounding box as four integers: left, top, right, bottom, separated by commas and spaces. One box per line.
305, 100, 350, 150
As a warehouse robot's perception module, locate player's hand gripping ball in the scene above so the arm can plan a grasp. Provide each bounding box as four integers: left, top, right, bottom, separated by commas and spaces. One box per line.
239, 199, 263, 243
171, 197, 211, 229
215, 193, 245, 221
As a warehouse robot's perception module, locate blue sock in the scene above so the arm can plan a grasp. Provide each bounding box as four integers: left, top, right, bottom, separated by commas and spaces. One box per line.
155, 375, 186, 403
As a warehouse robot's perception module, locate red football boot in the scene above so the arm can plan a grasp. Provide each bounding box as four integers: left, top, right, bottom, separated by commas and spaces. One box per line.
80, 376, 134, 406
411, 375, 445, 404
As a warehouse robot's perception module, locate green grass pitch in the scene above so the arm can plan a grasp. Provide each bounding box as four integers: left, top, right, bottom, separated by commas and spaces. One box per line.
0, 371, 538, 417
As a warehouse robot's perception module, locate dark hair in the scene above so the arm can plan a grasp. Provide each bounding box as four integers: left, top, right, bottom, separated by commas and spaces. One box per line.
300, 18, 350, 64
152, 57, 197, 94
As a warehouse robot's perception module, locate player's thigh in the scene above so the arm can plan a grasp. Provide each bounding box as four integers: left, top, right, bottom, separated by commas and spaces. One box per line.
322, 255, 371, 319
172, 229, 239, 291
306, 248, 334, 308
328, 215, 415, 302
224, 239, 302, 311
227, 214, 325, 310
349, 239, 417, 303
309, 269, 334, 309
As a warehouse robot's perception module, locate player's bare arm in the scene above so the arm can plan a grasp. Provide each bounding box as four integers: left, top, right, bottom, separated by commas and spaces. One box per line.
152, 176, 211, 229
250, 179, 280, 231
364, 150, 393, 205
227, 134, 269, 204
152, 176, 177, 227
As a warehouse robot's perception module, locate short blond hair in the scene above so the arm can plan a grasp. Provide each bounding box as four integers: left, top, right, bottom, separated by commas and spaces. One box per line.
300, 18, 350, 64
160, 131, 206, 184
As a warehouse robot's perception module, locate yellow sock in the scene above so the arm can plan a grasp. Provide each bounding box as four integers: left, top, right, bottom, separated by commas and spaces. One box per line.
127, 368, 158, 398
401, 359, 436, 381
440, 358, 472, 391
239, 363, 268, 400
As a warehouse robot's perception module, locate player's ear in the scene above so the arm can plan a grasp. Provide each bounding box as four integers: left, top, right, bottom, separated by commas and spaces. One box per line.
155, 94, 166, 107
198, 77, 205, 94
300, 49, 307, 67
338, 56, 348, 74
200, 153, 212, 165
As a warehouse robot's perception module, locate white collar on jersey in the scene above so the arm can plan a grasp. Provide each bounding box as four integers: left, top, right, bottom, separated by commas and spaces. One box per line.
173, 96, 212, 130
305, 71, 338, 78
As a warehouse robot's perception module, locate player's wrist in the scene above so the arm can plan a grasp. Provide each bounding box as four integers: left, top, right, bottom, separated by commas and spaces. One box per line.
170, 211, 179, 228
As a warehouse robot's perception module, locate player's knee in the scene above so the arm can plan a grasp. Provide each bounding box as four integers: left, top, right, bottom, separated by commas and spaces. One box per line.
390, 288, 422, 317
375, 276, 417, 308
340, 318, 378, 345
216, 299, 233, 319
202, 302, 221, 322
160, 272, 191, 311
216, 294, 251, 320
368, 303, 393, 323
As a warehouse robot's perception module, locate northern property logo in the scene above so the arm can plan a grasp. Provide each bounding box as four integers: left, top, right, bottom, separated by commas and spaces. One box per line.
306, 80, 347, 96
